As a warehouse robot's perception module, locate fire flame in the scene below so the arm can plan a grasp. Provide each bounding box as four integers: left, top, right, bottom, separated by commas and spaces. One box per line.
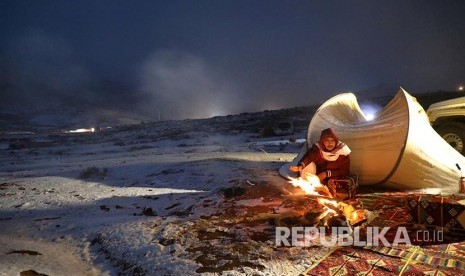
318, 198, 338, 208
288, 173, 325, 195
287, 174, 366, 227
288, 174, 339, 223
289, 173, 366, 225
317, 198, 339, 223
319, 206, 338, 218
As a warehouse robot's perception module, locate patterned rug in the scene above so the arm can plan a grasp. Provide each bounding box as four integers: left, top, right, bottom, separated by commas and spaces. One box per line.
305, 245, 465, 275
306, 191, 465, 275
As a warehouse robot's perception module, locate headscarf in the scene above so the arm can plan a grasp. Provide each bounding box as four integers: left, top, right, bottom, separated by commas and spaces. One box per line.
316, 128, 351, 161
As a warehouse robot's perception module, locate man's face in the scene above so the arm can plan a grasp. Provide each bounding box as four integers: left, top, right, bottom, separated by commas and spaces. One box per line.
323, 137, 336, 151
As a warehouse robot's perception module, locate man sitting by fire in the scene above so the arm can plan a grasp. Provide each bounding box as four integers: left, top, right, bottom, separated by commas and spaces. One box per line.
290, 128, 356, 199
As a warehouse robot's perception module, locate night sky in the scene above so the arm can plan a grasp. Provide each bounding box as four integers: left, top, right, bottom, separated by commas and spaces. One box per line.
1, 1, 465, 120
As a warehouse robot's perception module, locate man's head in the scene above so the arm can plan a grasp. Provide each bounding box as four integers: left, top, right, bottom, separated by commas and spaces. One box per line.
319, 128, 339, 151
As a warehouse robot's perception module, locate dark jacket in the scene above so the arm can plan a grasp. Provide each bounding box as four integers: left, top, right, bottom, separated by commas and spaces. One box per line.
299, 144, 350, 178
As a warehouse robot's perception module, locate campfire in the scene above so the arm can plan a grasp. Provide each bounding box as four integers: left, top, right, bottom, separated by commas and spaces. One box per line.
288, 174, 367, 228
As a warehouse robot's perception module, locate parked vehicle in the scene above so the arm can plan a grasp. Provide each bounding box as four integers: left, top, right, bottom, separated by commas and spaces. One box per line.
426, 96, 465, 155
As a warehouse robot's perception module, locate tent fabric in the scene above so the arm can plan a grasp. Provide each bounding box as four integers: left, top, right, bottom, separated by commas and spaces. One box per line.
280, 88, 465, 194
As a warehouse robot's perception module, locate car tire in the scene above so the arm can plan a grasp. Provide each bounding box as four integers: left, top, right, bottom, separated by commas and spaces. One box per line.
435, 122, 465, 155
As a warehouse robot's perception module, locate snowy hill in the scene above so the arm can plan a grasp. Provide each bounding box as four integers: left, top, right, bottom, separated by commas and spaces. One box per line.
0, 103, 316, 275
1, 90, 464, 275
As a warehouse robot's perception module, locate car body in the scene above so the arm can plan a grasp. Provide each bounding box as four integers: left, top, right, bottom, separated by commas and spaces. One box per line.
426, 96, 465, 155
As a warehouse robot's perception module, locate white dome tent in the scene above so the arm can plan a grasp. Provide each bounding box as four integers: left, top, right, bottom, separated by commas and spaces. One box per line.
280, 88, 465, 194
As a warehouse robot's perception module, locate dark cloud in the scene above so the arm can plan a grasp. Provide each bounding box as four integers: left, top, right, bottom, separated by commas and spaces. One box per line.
1, 30, 93, 112
1, 1, 465, 120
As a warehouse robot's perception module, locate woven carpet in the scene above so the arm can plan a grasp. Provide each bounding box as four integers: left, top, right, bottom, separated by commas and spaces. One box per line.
306, 245, 465, 275
306, 191, 465, 275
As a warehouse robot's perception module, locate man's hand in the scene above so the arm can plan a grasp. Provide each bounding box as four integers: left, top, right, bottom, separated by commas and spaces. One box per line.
289, 165, 303, 172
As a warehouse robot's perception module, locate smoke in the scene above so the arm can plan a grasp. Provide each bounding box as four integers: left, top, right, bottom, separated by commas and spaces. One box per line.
138, 50, 241, 120
0, 32, 245, 121
0, 30, 149, 123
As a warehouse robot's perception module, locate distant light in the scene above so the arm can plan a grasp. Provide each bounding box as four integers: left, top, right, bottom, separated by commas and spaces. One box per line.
459, 86, 464, 91
207, 107, 227, 118
360, 103, 381, 121
69, 128, 95, 133
365, 113, 375, 121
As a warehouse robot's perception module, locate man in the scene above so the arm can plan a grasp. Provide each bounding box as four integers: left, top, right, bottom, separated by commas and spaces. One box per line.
290, 128, 351, 183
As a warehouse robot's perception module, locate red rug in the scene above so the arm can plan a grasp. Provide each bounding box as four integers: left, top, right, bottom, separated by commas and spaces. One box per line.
306, 245, 465, 275
306, 191, 465, 275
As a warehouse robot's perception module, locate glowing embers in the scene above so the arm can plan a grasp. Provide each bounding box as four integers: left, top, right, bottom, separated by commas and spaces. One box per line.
305, 198, 367, 228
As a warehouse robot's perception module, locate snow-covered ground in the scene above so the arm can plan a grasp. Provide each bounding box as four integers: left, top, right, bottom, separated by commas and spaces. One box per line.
0, 113, 335, 275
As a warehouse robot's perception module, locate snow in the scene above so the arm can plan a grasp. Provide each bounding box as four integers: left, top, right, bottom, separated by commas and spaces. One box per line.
1, 113, 332, 275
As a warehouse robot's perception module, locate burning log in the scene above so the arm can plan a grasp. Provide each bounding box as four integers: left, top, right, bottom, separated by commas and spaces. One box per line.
319, 199, 367, 227
338, 201, 364, 224
304, 205, 328, 226
327, 215, 350, 228
349, 209, 367, 226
